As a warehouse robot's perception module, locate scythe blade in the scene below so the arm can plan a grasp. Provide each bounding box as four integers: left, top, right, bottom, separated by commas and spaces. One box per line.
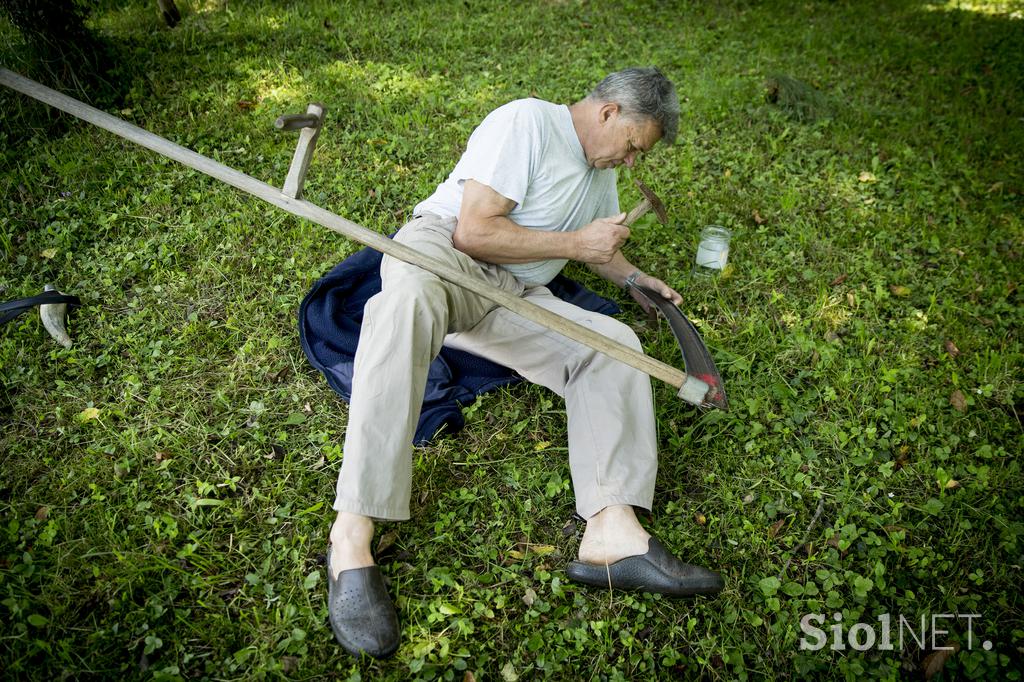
627, 283, 729, 410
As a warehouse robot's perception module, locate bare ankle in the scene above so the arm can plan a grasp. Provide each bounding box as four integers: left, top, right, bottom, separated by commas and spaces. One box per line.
329, 512, 376, 575
578, 505, 651, 565
332, 511, 374, 541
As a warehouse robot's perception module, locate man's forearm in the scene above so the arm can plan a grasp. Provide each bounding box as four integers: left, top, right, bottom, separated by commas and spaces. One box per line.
452, 215, 580, 264
588, 251, 642, 287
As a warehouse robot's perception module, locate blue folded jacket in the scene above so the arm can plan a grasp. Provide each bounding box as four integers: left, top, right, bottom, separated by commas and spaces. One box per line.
298, 244, 620, 444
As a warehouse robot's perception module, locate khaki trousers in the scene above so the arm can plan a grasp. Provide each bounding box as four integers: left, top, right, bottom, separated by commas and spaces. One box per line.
333, 214, 658, 520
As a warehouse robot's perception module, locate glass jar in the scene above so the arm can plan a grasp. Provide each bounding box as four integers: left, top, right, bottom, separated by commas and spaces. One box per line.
693, 225, 732, 278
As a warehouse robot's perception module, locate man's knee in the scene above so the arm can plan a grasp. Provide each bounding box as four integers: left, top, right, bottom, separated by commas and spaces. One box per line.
589, 315, 642, 351
367, 278, 450, 334
560, 314, 643, 380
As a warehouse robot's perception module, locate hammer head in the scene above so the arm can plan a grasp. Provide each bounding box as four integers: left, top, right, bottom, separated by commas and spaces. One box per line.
634, 179, 668, 225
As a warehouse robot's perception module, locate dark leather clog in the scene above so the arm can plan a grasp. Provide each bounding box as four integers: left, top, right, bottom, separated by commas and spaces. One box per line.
327, 551, 400, 658
566, 538, 724, 596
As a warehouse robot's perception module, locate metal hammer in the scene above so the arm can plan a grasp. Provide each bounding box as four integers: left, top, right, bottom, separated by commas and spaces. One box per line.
623, 179, 668, 227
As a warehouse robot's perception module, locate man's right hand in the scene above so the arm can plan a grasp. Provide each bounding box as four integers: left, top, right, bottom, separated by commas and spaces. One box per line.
574, 213, 630, 264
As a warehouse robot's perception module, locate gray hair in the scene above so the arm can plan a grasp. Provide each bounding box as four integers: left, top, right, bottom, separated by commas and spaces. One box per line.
588, 67, 680, 144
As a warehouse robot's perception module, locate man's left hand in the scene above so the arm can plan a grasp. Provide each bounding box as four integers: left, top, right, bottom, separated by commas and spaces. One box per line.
628, 273, 682, 315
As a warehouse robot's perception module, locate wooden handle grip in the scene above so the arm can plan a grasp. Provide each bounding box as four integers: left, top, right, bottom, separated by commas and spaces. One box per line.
274, 113, 320, 131
623, 199, 650, 226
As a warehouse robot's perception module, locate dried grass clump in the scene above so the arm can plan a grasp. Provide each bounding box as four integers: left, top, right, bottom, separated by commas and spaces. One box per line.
765, 73, 831, 122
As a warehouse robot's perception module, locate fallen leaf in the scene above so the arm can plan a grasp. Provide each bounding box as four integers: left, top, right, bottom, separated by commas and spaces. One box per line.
500, 662, 519, 682
41, 248, 57, 260
522, 587, 537, 607
281, 656, 299, 674
464, 672, 477, 682
830, 273, 848, 286
950, 390, 967, 412
236, 99, 257, 110
752, 209, 765, 225
35, 507, 49, 521
944, 340, 961, 357
768, 519, 785, 538
265, 367, 290, 383
858, 171, 877, 183
694, 513, 707, 526
376, 530, 399, 556
923, 641, 960, 679
510, 542, 556, 560
945, 479, 961, 490
218, 586, 240, 600
889, 284, 911, 297
534, 441, 551, 451
77, 407, 100, 422
894, 446, 910, 471
846, 291, 857, 307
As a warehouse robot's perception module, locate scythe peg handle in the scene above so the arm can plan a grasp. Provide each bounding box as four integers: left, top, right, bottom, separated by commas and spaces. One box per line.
275, 112, 321, 131
282, 103, 326, 199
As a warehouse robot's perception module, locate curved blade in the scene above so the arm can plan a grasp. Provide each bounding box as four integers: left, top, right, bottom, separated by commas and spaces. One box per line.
40, 284, 72, 348
628, 283, 728, 410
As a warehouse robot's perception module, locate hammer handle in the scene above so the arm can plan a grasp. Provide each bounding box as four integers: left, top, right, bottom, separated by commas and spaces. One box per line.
623, 198, 651, 226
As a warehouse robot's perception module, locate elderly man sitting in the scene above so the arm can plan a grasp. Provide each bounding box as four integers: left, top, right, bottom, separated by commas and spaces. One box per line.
324, 66, 724, 659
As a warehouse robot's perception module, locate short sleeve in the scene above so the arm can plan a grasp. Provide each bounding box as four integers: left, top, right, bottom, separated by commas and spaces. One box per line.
450, 101, 542, 207
595, 173, 620, 219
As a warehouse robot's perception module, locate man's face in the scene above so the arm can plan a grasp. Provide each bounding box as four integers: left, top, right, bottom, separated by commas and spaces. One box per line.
589, 109, 662, 170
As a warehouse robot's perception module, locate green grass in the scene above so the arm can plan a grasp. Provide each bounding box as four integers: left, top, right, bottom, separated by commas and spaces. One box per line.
1, 0, 1022, 679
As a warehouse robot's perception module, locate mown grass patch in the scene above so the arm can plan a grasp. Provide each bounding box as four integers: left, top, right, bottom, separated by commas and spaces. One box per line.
2, 0, 1022, 680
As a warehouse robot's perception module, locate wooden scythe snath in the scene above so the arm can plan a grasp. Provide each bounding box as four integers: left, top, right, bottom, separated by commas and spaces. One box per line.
0, 68, 711, 405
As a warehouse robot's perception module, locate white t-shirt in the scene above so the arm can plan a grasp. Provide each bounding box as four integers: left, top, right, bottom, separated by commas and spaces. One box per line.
413, 98, 619, 286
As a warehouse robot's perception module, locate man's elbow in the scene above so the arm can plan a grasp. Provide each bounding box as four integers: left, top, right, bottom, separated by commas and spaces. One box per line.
452, 221, 485, 257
